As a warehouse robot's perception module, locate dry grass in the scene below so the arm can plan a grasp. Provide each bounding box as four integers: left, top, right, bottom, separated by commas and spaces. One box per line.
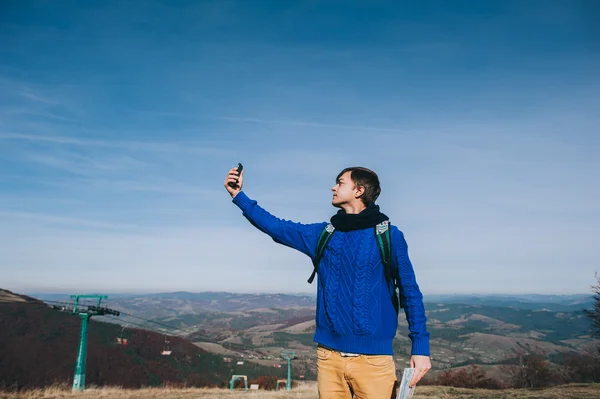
2, 383, 599, 399
0, 383, 317, 399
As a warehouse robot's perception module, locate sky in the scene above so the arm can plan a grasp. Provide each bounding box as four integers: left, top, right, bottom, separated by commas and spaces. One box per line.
0, 0, 598, 296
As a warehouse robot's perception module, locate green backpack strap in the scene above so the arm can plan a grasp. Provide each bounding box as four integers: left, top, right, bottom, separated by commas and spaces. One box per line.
307, 223, 335, 284
374, 221, 392, 278
374, 221, 405, 313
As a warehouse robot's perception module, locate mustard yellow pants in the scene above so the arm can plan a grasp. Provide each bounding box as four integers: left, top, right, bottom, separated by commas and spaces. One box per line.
316, 345, 397, 399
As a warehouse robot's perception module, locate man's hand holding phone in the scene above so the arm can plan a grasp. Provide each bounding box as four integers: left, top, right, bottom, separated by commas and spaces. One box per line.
224, 163, 243, 198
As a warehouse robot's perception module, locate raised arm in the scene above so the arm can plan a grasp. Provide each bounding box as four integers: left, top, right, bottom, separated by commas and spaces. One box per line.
224, 167, 325, 259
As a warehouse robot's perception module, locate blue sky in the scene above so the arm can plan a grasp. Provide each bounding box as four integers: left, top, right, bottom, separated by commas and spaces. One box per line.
0, 0, 598, 295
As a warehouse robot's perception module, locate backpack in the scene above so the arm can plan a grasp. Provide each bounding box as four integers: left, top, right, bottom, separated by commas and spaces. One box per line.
307, 220, 405, 313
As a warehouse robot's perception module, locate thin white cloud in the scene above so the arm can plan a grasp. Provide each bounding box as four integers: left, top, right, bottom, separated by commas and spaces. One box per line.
0, 132, 225, 155
0, 210, 137, 230
0, 107, 81, 123
0, 77, 84, 119
18, 89, 60, 105
209, 115, 405, 133
41, 177, 222, 197
21, 151, 148, 175
132, 110, 407, 133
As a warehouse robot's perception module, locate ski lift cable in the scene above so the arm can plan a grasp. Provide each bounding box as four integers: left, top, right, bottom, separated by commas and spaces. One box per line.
101, 315, 150, 331
101, 315, 193, 340
29, 299, 200, 336
102, 315, 177, 336
116, 311, 199, 335
96, 298, 196, 334
39, 299, 192, 334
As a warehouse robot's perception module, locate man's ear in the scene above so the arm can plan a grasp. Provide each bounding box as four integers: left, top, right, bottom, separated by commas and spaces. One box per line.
354, 185, 365, 199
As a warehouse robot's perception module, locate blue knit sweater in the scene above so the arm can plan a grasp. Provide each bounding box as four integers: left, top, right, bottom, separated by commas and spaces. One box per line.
233, 191, 430, 356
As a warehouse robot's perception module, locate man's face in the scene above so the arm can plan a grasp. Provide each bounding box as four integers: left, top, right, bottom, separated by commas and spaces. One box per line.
331, 171, 358, 207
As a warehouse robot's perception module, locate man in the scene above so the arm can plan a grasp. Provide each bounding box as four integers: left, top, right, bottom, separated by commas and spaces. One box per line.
224, 166, 431, 399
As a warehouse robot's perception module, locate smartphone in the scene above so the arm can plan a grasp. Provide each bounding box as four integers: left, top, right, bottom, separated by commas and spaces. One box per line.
228, 163, 243, 189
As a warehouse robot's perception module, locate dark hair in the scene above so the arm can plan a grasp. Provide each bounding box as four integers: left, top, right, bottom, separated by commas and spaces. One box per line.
336, 166, 381, 206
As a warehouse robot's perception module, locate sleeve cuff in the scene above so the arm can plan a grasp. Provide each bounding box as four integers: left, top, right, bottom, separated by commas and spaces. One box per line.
232, 191, 255, 212
411, 335, 431, 356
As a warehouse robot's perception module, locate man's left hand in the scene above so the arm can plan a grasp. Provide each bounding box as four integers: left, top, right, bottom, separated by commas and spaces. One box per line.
409, 355, 432, 388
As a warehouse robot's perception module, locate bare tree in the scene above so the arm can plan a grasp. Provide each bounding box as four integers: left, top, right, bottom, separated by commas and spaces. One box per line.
435, 364, 505, 389
582, 272, 600, 345
500, 346, 555, 388
556, 346, 600, 383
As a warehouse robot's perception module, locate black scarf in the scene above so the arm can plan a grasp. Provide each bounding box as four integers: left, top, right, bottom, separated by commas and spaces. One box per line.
330, 203, 389, 232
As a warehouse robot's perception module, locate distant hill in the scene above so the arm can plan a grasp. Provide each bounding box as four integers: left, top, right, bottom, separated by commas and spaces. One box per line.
427, 294, 592, 303
425, 294, 594, 312
0, 289, 296, 390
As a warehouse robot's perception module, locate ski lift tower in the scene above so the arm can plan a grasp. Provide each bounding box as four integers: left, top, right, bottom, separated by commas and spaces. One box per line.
60, 295, 120, 392
281, 350, 296, 391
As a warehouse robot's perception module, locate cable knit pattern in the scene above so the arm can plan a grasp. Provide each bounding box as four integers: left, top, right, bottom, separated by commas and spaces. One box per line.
349, 231, 376, 336
320, 237, 341, 333
232, 191, 430, 356
334, 234, 355, 334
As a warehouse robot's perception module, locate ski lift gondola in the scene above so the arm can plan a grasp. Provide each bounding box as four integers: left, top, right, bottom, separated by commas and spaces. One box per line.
116, 324, 129, 345
161, 335, 172, 356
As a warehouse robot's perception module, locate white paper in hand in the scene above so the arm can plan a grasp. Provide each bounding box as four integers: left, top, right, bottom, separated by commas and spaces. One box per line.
396, 368, 416, 399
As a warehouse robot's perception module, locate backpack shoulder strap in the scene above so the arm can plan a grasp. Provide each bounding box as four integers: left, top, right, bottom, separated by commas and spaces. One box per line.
374, 221, 392, 278
374, 221, 405, 313
307, 223, 335, 284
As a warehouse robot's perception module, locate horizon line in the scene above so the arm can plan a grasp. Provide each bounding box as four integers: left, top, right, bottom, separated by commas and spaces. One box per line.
16, 289, 593, 297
